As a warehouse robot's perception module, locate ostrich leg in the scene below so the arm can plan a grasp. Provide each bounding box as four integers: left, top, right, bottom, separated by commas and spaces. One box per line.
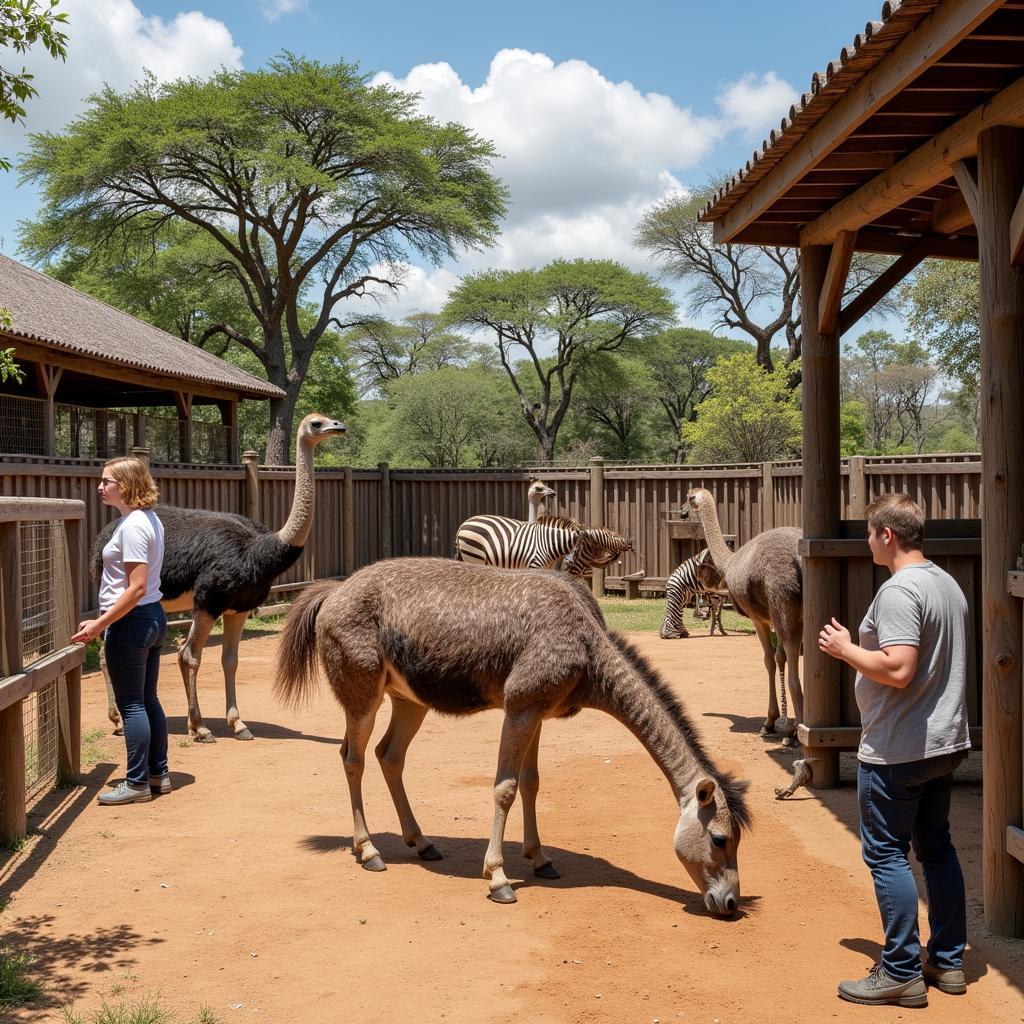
220, 611, 253, 740
752, 619, 781, 736
340, 695, 386, 870
483, 707, 544, 904
519, 722, 559, 879
374, 696, 442, 860
99, 646, 124, 735
178, 610, 218, 743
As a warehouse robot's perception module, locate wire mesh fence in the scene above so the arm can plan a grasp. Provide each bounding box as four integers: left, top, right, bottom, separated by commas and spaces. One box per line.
22, 682, 59, 805
56, 406, 136, 460
0, 392, 46, 456
147, 415, 232, 464
20, 519, 75, 666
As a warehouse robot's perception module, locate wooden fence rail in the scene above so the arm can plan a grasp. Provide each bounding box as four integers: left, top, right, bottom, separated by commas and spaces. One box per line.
0, 498, 85, 846
0, 452, 985, 617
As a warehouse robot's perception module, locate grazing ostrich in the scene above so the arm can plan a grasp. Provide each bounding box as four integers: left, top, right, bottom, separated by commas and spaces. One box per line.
95, 413, 346, 742
527, 480, 556, 523
660, 548, 729, 639
683, 488, 803, 742
275, 557, 750, 911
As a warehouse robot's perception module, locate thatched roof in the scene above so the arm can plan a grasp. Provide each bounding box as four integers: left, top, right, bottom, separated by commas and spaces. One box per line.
0, 254, 284, 400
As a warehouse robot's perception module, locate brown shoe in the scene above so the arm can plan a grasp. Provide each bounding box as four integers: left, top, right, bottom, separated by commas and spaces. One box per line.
838, 963, 928, 1008
923, 959, 967, 995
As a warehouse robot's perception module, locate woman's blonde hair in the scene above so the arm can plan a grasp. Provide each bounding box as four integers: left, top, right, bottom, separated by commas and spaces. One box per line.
102, 457, 159, 510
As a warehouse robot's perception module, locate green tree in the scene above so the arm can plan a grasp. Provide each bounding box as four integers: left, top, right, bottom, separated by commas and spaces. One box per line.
343, 311, 480, 395
20, 54, 507, 463
0, 309, 22, 383
1, 0, 68, 170
634, 180, 896, 376
364, 363, 534, 467
570, 351, 653, 460
683, 353, 802, 463
445, 259, 675, 461
637, 327, 751, 462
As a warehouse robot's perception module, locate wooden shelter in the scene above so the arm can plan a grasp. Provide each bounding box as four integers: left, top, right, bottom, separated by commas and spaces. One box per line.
0, 255, 284, 463
700, 0, 1024, 936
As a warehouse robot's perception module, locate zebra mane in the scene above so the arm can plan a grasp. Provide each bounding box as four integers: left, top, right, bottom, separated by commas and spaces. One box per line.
536, 515, 582, 532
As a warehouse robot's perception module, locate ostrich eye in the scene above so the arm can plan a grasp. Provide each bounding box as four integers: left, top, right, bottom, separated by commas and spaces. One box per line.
310, 419, 323, 429
710, 833, 727, 849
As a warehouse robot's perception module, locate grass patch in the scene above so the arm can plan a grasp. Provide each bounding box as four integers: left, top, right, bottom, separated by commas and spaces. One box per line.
0, 945, 43, 1010
61, 997, 223, 1024
597, 596, 754, 635
82, 728, 113, 768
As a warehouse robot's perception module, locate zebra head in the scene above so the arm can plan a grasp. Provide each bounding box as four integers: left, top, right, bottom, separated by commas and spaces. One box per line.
563, 528, 634, 578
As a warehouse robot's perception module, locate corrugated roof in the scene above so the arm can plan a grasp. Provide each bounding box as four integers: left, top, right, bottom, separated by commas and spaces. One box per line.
0, 254, 285, 400
699, 0, 940, 224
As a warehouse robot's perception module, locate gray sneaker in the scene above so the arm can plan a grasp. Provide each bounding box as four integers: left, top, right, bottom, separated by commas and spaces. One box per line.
98, 781, 152, 805
149, 773, 172, 795
838, 963, 928, 1008
923, 959, 967, 994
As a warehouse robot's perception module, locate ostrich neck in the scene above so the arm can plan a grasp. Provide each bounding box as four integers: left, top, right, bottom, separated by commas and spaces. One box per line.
528, 498, 546, 524
277, 440, 316, 548
585, 649, 706, 802
695, 498, 733, 573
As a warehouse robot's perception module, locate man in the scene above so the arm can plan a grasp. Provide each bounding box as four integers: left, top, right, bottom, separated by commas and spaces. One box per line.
819, 493, 971, 1009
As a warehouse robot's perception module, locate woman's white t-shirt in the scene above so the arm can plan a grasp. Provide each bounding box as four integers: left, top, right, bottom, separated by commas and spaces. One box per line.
98, 509, 165, 611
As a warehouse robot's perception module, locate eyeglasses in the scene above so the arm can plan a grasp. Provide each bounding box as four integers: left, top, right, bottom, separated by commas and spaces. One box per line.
99, 478, 119, 488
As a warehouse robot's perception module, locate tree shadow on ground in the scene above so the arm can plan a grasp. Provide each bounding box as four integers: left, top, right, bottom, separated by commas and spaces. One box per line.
297, 831, 762, 922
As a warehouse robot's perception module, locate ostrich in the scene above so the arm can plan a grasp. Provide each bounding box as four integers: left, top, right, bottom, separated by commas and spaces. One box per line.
95, 412, 346, 742
527, 480, 556, 523
683, 487, 803, 742
275, 557, 750, 912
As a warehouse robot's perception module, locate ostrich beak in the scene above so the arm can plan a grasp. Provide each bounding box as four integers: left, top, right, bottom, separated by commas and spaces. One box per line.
323, 419, 347, 435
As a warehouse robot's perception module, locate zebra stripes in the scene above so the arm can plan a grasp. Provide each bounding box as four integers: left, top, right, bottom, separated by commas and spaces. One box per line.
562, 529, 634, 578
455, 514, 581, 569
660, 548, 728, 639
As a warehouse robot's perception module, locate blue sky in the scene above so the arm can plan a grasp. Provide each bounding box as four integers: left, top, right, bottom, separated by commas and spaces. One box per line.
0, 0, 888, 332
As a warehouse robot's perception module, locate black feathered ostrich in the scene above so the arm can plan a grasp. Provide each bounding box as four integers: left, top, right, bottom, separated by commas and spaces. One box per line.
94, 412, 346, 742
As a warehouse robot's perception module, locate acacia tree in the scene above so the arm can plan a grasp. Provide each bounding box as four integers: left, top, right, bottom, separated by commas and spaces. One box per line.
343, 311, 478, 395
634, 183, 895, 375
571, 352, 653, 460
20, 54, 507, 462
445, 259, 675, 461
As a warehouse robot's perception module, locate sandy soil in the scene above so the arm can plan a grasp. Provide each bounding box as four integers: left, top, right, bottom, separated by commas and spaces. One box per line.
2, 627, 1021, 1024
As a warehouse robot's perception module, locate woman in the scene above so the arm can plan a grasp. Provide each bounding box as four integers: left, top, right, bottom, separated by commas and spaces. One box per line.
72, 457, 168, 805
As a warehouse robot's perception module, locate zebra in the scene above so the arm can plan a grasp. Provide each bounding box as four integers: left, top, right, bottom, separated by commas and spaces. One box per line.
455, 514, 582, 568
660, 548, 729, 640
562, 528, 634, 578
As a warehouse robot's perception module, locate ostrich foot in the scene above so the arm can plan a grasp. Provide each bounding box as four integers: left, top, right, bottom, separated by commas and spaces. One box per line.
233, 726, 254, 741
112, 726, 124, 737
759, 722, 777, 739
361, 855, 387, 872
533, 860, 560, 879
775, 758, 814, 800
487, 884, 517, 904
417, 843, 443, 861
191, 725, 216, 744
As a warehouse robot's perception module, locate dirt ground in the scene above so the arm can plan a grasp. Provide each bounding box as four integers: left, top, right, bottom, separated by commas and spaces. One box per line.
2, 627, 1022, 1024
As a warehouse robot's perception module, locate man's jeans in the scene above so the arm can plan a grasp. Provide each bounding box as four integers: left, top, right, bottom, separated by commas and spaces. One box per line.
858, 750, 968, 982
105, 602, 168, 786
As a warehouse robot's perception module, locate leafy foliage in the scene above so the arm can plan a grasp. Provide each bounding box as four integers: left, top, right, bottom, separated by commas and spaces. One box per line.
19, 54, 507, 461
683, 353, 801, 463
445, 258, 675, 460
0, 306, 23, 382
0, 0, 68, 170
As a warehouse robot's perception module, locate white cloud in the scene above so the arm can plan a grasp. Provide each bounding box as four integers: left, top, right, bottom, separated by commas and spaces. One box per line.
716, 71, 800, 139
0, 0, 242, 142
258, 0, 308, 20
340, 265, 464, 322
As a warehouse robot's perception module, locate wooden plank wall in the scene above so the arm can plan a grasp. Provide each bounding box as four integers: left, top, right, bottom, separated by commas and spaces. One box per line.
0, 453, 989, 615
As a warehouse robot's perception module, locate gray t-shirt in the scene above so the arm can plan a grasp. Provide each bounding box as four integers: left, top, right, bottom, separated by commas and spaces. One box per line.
855, 561, 970, 765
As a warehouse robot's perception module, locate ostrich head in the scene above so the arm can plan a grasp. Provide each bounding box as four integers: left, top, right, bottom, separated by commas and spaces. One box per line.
297, 413, 347, 448
681, 487, 714, 520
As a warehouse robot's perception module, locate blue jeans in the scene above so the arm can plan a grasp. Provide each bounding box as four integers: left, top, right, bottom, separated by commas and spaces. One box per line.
105, 603, 168, 786
858, 750, 968, 982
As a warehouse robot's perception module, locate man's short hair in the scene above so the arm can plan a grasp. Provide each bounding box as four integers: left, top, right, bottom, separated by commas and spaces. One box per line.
865, 492, 925, 551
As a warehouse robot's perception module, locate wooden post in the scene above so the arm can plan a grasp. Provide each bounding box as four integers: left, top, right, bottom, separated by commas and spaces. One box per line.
977, 125, 1024, 937
848, 455, 867, 519
378, 462, 392, 559
35, 365, 61, 457
217, 399, 238, 464
800, 244, 843, 789
0, 520, 25, 844
58, 513, 82, 785
133, 411, 146, 452
242, 451, 261, 523
174, 391, 193, 463
589, 457, 605, 597
343, 466, 355, 577
130, 446, 150, 468
761, 462, 775, 531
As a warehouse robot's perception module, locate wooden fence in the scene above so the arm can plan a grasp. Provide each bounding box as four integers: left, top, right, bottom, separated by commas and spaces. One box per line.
0, 451, 984, 615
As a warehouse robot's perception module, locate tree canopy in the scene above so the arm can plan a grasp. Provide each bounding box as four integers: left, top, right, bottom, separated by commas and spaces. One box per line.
444, 258, 675, 461
19, 53, 508, 462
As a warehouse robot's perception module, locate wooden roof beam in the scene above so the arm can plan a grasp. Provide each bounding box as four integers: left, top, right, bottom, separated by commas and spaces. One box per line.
710, 0, 1004, 243
818, 231, 857, 335
930, 190, 975, 234
801, 75, 1024, 247
839, 239, 934, 336
952, 158, 981, 221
